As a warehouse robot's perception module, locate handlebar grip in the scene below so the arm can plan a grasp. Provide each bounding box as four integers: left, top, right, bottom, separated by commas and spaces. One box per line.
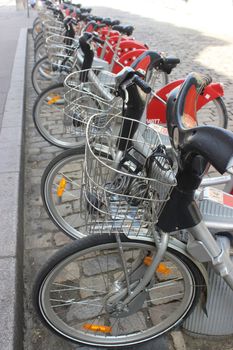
133, 75, 151, 94
201, 74, 212, 89
71, 19, 77, 25
93, 36, 105, 45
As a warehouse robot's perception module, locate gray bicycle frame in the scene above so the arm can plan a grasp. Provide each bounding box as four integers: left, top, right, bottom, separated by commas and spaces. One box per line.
103, 120, 233, 307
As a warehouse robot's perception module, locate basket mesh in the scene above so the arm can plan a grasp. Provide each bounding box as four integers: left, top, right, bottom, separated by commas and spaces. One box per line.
83, 114, 177, 238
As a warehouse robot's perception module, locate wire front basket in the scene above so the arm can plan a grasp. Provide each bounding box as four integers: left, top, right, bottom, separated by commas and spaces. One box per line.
63, 69, 122, 134
46, 34, 79, 71
83, 114, 177, 239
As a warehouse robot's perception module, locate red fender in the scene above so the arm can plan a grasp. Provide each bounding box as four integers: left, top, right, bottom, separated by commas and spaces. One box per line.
99, 29, 121, 39
146, 80, 224, 124
97, 31, 119, 57
115, 40, 148, 58
196, 82, 224, 109
85, 23, 95, 33
146, 80, 183, 124
97, 33, 127, 59
112, 49, 147, 73
103, 36, 127, 63
104, 37, 140, 63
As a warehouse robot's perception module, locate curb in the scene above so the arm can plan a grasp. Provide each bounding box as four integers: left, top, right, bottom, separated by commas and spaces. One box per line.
0, 28, 28, 350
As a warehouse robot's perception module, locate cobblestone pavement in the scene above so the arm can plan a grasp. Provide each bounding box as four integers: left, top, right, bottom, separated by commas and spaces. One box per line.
24, 5, 233, 350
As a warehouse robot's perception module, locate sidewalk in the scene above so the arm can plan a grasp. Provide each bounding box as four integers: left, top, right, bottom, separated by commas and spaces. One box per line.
0, 2, 35, 349
0, 1, 34, 128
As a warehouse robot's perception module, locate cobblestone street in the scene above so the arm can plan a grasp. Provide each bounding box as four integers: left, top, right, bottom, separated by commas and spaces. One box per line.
23, 5, 233, 350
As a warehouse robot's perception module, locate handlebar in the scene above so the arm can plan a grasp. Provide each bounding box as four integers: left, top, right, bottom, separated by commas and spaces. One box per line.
175, 72, 212, 130
115, 67, 152, 151
166, 72, 233, 175
92, 34, 105, 45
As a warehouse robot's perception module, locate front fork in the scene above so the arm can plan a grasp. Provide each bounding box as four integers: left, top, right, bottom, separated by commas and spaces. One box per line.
114, 229, 169, 308
187, 221, 233, 290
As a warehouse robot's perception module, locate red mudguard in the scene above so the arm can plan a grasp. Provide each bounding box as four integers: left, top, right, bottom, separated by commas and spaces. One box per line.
105, 40, 147, 66
112, 49, 147, 73
146, 80, 224, 124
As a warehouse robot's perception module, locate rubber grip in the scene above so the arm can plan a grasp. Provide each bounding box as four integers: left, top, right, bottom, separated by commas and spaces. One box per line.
133, 75, 151, 94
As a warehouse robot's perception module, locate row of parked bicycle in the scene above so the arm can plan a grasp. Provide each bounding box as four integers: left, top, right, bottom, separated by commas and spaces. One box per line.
31, 1, 233, 348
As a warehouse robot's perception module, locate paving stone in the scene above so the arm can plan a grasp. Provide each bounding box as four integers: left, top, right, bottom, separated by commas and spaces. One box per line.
54, 232, 73, 247
25, 232, 54, 249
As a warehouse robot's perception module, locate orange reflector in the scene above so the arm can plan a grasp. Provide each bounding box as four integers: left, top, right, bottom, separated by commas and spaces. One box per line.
83, 324, 112, 333
144, 257, 172, 275
143, 256, 152, 266
47, 95, 61, 105
156, 263, 172, 275
57, 177, 67, 197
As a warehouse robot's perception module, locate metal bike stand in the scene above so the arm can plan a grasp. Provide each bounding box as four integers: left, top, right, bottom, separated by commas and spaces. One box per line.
183, 263, 233, 335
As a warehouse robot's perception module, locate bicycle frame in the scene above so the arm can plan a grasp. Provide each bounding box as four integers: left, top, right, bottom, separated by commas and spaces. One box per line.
114, 84, 233, 310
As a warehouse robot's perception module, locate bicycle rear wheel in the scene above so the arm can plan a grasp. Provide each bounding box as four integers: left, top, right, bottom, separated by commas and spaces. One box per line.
197, 96, 228, 128
33, 233, 204, 347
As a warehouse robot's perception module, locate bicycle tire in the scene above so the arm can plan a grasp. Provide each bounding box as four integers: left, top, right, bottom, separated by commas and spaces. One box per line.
32, 21, 43, 41
146, 67, 168, 91
32, 16, 40, 27
41, 147, 87, 239
197, 96, 228, 129
33, 83, 101, 148
35, 41, 47, 62
34, 32, 44, 50
31, 55, 80, 95
33, 232, 204, 347
31, 55, 60, 94
34, 36, 45, 51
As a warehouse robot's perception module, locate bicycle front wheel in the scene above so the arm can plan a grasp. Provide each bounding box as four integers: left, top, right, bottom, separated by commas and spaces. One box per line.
33, 83, 91, 148
33, 233, 204, 348
35, 41, 47, 62
42, 147, 87, 239
32, 56, 58, 94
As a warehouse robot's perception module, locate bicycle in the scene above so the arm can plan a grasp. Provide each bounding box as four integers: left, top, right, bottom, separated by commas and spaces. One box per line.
32, 46, 176, 149
31, 18, 151, 95
33, 69, 233, 347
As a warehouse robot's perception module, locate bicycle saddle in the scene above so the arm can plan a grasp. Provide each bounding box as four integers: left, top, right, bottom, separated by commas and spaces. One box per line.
79, 13, 89, 21
73, 3, 81, 8
91, 15, 103, 22
112, 25, 134, 36
80, 7, 92, 13
160, 56, 180, 74
102, 18, 120, 26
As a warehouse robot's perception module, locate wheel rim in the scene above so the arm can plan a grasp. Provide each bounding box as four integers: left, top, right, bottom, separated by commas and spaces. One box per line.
38, 242, 196, 347
34, 85, 86, 148
197, 97, 227, 128
44, 153, 87, 238
146, 69, 168, 91
33, 58, 59, 94
35, 44, 47, 62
